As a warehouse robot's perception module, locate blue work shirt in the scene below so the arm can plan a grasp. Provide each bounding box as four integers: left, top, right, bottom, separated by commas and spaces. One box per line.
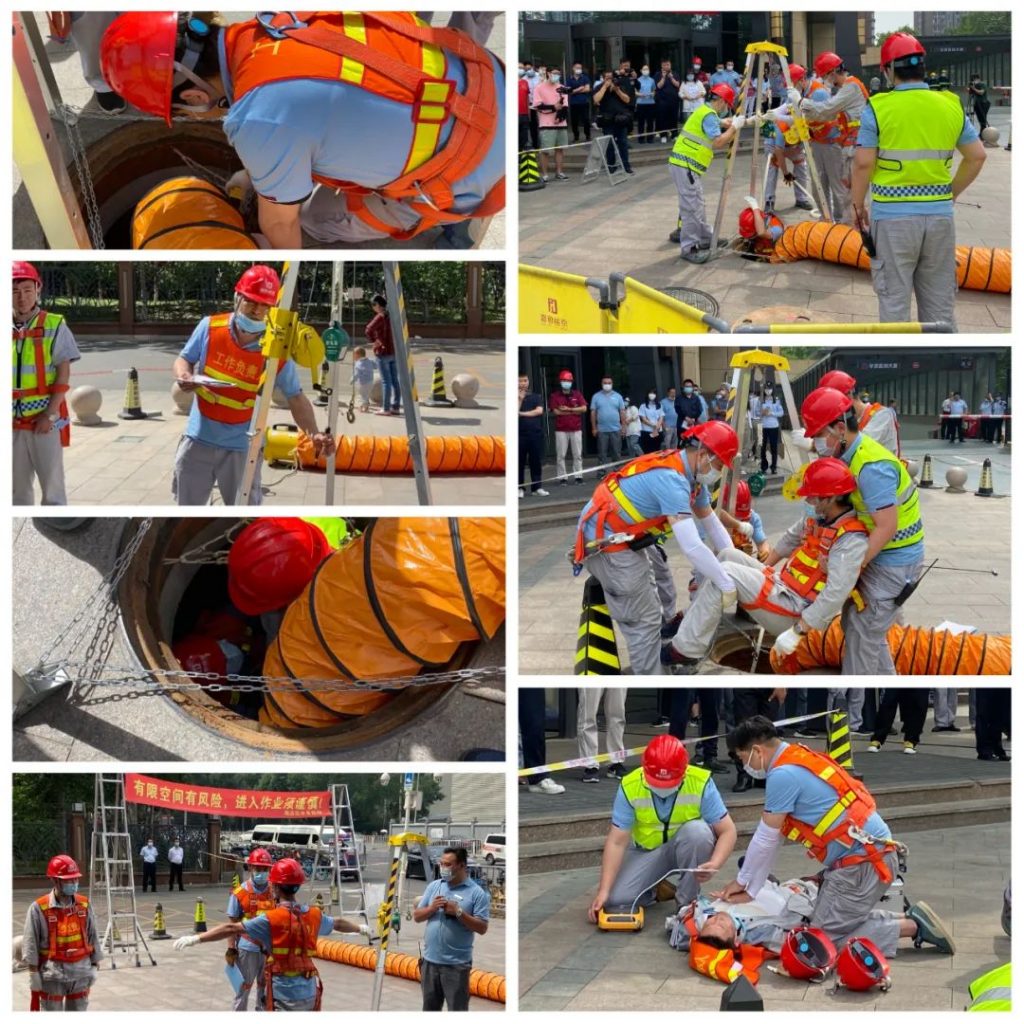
218, 30, 505, 213
591, 389, 626, 432
758, 397, 783, 428
841, 433, 923, 566
635, 74, 656, 104
724, 69, 743, 92
764, 742, 891, 866
661, 397, 679, 428
949, 398, 968, 416
611, 776, 729, 837
243, 903, 334, 1003
857, 82, 978, 220
709, 70, 730, 87
227, 880, 272, 953
180, 315, 302, 452
700, 112, 723, 141
418, 878, 490, 966
565, 72, 592, 106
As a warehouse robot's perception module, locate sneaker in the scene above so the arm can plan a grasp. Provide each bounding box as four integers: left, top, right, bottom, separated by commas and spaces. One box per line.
851, 729, 872, 737
540, 174, 549, 183
660, 611, 684, 639
903, 741, 917, 755
573, 477, 584, 485
680, 249, 710, 265
793, 728, 819, 739
697, 238, 730, 250
518, 488, 525, 499
907, 902, 956, 954
606, 762, 626, 780
555, 172, 569, 181
702, 758, 731, 775
534, 488, 550, 497
795, 201, 814, 211
625, 168, 636, 175
529, 777, 565, 795
582, 767, 601, 784
660, 645, 700, 674
559, 479, 569, 487
867, 741, 881, 752
96, 89, 127, 114
668, 228, 681, 244
931, 724, 960, 732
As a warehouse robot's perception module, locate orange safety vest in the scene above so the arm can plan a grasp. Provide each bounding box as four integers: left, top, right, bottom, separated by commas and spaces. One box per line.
804, 79, 839, 142
233, 879, 276, 921
263, 904, 323, 1011
35, 893, 93, 964
683, 913, 770, 985
195, 314, 266, 425
773, 743, 896, 883
224, 12, 503, 240
574, 449, 693, 563
835, 75, 869, 146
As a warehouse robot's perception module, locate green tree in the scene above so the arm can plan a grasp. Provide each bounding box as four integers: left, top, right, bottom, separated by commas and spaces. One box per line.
951, 12, 1011, 35
14, 774, 93, 821
875, 24, 915, 47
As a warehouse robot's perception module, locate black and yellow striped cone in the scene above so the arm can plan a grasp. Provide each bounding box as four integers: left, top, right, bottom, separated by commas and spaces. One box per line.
975, 457, 994, 497
827, 710, 861, 780
518, 150, 545, 192
231, 871, 240, 889
575, 576, 620, 675
117, 367, 150, 419
919, 453, 934, 488
193, 895, 208, 933
425, 356, 451, 406
150, 902, 172, 940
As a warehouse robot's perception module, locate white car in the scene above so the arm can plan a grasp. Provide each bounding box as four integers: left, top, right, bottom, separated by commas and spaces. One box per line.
480, 834, 505, 864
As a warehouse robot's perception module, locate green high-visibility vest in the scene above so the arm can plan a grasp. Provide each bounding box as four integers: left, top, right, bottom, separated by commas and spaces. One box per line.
847, 433, 924, 551
967, 962, 1011, 1012
868, 88, 964, 204
621, 764, 711, 850
13, 310, 65, 419
669, 104, 718, 176
301, 517, 351, 550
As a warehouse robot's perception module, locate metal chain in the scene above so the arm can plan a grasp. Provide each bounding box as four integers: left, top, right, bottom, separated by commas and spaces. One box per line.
55, 103, 105, 249
171, 147, 230, 189
162, 520, 250, 565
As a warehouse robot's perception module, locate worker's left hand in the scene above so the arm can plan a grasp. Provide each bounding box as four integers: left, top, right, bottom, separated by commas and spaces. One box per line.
757, 541, 772, 563
694, 861, 720, 883
730, 114, 748, 131
743, 194, 759, 211
34, 415, 54, 435
787, 88, 803, 106
312, 432, 336, 458
735, 520, 754, 539
772, 627, 802, 657
173, 935, 201, 951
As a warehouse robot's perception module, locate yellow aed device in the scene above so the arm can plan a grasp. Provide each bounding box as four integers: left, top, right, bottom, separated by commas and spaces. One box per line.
263, 423, 300, 464
597, 905, 644, 932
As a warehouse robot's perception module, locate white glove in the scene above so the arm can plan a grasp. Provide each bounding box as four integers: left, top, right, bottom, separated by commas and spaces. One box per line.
225, 169, 252, 200
731, 114, 747, 131
787, 88, 803, 107
359, 923, 371, 936
721, 586, 738, 613
789, 428, 813, 452
736, 520, 754, 539
173, 935, 202, 951
761, 106, 781, 122
772, 627, 802, 657
30, 974, 43, 993
743, 194, 760, 211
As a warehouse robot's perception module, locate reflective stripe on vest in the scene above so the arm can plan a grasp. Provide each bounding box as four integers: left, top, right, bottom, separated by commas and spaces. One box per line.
266, 904, 321, 977
834, 76, 869, 145
36, 894, 93, 963
967, 961, 1011, 1011
233, 880, 276, 921
13, 311, 63, 419
868, 88, 963, 203
847, 433, 923, 550
621, 764, 711, 850
670, 104, 717, 175
779, 515, 868, 603
195, 314, 266, 425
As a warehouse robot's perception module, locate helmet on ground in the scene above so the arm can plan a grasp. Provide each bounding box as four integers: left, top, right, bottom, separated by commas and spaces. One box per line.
642, 734, 689, 788
709, 83, 736, 107
835, 937, 890, 991
780, 926, 838, 979
722, 480, 752, 520
788, 64, 806, 84
228, 518, 333, 615
800, 387, 853, 438
235, 265, 281, 305
172, 634, 227, 677
100, 13, 180, 125
558, 369, 574, 382
814, 51, 844, 77
269, 857, 306, 886
797, 457, 857, 498
13, 261, 42, 285
47, 854, 82, 881
880, 32, 926, 69
818, 369, 857, 395
682, 421, 739, 466
246, 847, 273, 868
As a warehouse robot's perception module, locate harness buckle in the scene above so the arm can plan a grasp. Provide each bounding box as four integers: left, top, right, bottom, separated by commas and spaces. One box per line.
411, 78, 455, 125
256, 12, 309, 40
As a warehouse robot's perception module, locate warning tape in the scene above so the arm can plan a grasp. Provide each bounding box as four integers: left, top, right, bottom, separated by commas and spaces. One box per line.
517, 709, 834, 777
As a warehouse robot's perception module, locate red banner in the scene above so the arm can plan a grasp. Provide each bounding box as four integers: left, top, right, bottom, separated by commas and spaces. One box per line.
124, 774, 332, 819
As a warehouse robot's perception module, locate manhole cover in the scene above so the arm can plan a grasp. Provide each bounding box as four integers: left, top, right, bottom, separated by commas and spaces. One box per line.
113, 436, 145, 444
659, 287, 720, 317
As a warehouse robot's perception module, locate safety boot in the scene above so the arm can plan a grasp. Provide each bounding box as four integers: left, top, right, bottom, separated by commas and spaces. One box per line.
668, 228, 681, 244
907, 902, 956, 954
660, 611, 685, 639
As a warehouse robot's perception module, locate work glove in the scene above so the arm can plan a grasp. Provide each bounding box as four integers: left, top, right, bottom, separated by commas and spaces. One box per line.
730, 115, 747, 131
735, 520, 754, 540
743, 194, 760, 211
225, 948, 239, 967
789, 428, 813, 451
721, 586, 738, 613
787, 87, 803, 107
761, 106, 781, 122
358, 923, 371, 936
30, 974, 43, 993
173, 935, 202, 952
784, 172, 795, 185
772, 627, 802, 657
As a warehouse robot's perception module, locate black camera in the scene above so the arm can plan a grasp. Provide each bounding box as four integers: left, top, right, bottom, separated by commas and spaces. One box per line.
556, 85, 572, 96
555, 106, 569, 123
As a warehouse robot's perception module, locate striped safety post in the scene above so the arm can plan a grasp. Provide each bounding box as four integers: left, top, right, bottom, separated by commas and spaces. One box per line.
574, 576, 620, 674
826, 709, 861, 780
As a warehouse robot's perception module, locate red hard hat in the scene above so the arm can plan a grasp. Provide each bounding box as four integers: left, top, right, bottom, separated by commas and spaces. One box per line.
797, 457, 857, 498
558, 369, 574, 382
642, 734, 689, 788
738, 207, 758, 239
13, 261, 41, 285
683, 421, 740, 466
172, 634, 228, 677
47, 854, 82, 880
709, 83, 736, 107
235, 265, 281, 305
269, 857, 306, 886
228, 518, 333, 615
801, 387, 852, 438
722, 479, 752, 520
835, 937, 890, 991
101, 12, 179, 125
789, 63, 806, 84
780, 926, 838, 980
194, 608, 254, 649
818, 370, 857, 394
692, 57, 702, 66
246, 847, 273, 868
880, 32, 926, 68
814, 51, 844, 77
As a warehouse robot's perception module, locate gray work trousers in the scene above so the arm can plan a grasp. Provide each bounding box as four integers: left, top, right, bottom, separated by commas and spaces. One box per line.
233, 949, 266, 1011
577, 688, 626, 767
660, 426, 678, 450
13, 428, 67, 505
555, 430, 583, 481
607, 820, 716, 908
932, 688, 959, 727
841, 558, 922, 675
172, 435, 263, 506
69, 13, 119, 92
828, 689, 865, 731
670, 164, 712, 254
38, 978, 91, 1012
764, 147, 809, 207
647, 545, 677, 620
870, 216, 958, 329
811, 851, 902, 957
671, 549, 804, 659
586, 549, 663, 675
810, 142, 850, 223
421, 959, 471, 1011
596, 430, 621, 466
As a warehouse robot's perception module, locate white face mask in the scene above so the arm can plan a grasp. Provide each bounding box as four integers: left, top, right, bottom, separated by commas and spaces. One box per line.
744, 747, 768, 780
813, 437, 832, 457
696, 454, 719, 485
649, 784, 678, 799
551, 73, 561, 82
573, 67, 582, 75
648, 393, 656, 402
561, 381, 572, 391
686, 74, 694, 81
602, 383, 612, 392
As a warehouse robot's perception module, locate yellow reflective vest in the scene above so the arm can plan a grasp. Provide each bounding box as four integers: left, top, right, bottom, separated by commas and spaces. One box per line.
669, 104, 718, 175
13, 311, 65, 419
847, 433, 924, 551
621, 764, 711, 849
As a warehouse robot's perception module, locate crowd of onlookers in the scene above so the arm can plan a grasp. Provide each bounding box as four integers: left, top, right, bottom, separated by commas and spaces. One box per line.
940, 391, 1009, 444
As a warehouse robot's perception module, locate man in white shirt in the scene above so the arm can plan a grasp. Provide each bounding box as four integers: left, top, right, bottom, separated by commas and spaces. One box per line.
140, 838, 159, 893
168, 837, 185, 892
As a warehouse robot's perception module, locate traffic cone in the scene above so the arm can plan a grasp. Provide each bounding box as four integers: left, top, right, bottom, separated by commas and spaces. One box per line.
574, 576, 620, 675
827, 710, 861, 780
918, 453, 933, 488
424, 356, 451, 406
518, 150, 545, 192
231, 871, 240, 890
117, 367, 151, 420
150, 902, 172, 940
193, 895, 207, 933
975, 457, 994, 497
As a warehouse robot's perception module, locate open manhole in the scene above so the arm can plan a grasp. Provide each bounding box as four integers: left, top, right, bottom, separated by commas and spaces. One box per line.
710, 633, 776, 674
71, 122, 244, 249
116, 518, 503, 754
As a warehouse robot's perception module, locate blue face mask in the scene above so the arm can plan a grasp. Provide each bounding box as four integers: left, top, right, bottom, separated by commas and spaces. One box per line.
234, 311, 266, 335
61, 881, 79, 897
683, 387, 694, 395
439, 867, 453, 882
252, 871, 269, 887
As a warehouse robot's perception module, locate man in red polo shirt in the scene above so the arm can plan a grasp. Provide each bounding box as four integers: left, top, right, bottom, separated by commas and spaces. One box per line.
549, 369, 587, 485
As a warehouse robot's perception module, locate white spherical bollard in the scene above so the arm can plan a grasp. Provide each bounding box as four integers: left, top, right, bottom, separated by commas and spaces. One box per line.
981, 126, 1000, 146
68, 385, 103, 425
170, 381, 194, 415
905, 459, 920, 479
450, 372, 480, 407
945, 467, 968, 493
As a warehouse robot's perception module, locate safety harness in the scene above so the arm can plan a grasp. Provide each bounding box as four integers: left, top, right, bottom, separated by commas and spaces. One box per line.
233, 878, 276, 920
13, 309, 71, 446
835, 76, 869, 146
225, 12, 503, 240
262, 903, 323, 1011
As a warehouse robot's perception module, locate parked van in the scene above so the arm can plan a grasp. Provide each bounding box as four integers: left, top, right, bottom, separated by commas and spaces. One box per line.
248, 824, 358, 878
